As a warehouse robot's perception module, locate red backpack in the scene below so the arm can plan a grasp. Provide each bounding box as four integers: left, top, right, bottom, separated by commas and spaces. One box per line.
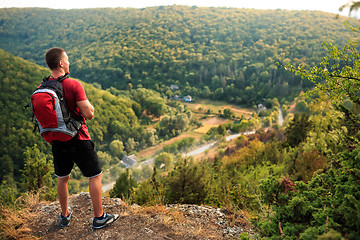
30, 75, 83, 143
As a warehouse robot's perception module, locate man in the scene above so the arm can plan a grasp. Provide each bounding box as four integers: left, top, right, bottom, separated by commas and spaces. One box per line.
45, 47, 119, 229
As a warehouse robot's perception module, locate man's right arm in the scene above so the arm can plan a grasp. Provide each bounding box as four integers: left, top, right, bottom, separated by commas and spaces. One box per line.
76, 100, 94, 120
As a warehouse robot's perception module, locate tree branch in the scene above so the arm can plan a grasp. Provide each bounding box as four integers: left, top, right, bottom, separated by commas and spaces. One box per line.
279, 221, 285, 237
329, 74, 360, 82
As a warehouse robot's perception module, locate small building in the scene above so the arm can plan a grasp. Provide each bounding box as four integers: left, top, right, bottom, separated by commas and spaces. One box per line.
257, 103, 266, 112
170, 84, 179, 91
183, 95, 192, 102
121, 154, 138, 168
174, 95, 179, 100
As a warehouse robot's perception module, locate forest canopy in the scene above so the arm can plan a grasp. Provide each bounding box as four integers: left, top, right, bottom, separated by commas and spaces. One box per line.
0, 6, 359, 105
1, 5, 360, 239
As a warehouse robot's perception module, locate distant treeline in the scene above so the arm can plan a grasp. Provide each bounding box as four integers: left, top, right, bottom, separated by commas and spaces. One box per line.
0, 6, 359, 105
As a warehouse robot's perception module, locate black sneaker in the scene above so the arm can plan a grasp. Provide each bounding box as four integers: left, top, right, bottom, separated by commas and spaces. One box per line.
60, 208, 72, 227
93, 213, 119, 229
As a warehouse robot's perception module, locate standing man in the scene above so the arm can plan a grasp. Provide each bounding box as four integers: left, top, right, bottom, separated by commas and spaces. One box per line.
45, 47, 119, 229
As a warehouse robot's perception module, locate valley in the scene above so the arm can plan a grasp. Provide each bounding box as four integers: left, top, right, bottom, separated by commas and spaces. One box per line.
1, 5, 360, 239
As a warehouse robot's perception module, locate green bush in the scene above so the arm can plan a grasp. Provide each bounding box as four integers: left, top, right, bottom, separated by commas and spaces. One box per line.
109, 169, 137, 199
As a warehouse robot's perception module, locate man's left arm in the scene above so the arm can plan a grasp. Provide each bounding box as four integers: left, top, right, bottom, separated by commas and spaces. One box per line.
73, 81, 94, 120
77, 100, 94, 120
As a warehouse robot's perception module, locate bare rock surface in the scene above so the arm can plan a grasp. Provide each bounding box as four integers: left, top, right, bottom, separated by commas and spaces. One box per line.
28, 192, 254, 239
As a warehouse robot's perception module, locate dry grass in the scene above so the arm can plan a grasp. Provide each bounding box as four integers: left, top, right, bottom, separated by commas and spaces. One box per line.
185, 99, 254, 119
194, 117, 228, 134
15, 191, 44, 209
136, 205, 185, 225
190, 225, 206, 237
160, 209, 185, 225
120, 194, 187, 227
220, 202, 253, 229
193, 124, 214, 134
0, 191, 44, 240
0, 207, 37, 240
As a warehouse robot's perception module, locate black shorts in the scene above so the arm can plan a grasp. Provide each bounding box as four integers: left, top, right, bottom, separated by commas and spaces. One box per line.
52, 139, 102, 178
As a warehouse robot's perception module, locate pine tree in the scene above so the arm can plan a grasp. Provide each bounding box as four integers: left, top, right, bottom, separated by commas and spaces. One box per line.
285, 113, 312, 147
132, 166, 164, 205
109, 168, 137, 199
165, 158, 208, 204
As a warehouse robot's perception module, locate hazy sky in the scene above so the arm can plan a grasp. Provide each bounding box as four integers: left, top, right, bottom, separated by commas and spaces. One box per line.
0, 0, 351, 16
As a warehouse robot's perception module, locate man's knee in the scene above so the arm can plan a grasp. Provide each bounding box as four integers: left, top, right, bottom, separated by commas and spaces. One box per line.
58, 175, 70, 184
89, 173, 102, 188
89, 172, 102, 181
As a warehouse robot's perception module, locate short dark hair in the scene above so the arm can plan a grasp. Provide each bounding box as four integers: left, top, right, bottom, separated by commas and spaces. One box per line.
45, 47, 65, 70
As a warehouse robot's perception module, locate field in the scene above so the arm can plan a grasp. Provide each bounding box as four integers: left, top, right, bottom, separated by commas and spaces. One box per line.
184, 98, 254, 119
193, 117, 228, 134
136, 131, 203, 159
136, 99, 255, 159
186, 99, 254, 134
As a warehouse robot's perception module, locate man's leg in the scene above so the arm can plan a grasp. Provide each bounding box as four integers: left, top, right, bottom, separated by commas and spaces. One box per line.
57, 175, 70, 217
89, 173, 120, 229
89, 174, 104, 218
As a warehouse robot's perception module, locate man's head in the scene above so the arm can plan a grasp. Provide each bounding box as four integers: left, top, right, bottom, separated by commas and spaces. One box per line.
45, 47, 70, 74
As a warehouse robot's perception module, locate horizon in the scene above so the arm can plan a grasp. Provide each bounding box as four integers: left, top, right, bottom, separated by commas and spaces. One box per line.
0, 0, 352, 16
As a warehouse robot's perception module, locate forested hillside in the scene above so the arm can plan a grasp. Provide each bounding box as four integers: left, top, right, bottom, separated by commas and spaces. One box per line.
107, 37, 360, 239
0, 6, 359, 105
0, 49, 49, 184
0, 49, 192, 188
1, 6, 360, 239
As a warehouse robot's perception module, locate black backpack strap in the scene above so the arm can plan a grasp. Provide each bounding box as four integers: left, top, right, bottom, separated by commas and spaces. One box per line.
42, 74, 69, 83
33, 120, 39, 132
56, 74, 69, 83
42, 76, 50, 82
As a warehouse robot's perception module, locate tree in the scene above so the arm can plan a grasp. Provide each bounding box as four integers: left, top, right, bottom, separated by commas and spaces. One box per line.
97, 150, 115, 167
174, 113, 189, 131
202, 86, 211, 98
165, 158, 208, 204
109, 168, 137, 199
286, 31, 360, 106
0, 154, 15, 184
217, 124, 227, 135
132, 167, 163, 205
154, 152, 174, 171
131, 88, 167, 117
285, 113, 312, 147
0, 181, 17, 206
125, 138, 138, 153
132, 102, 142, 118
259, 22, 360, 239
21, 144, 56, 200
295, 100, 309, 112
144, 129, 157, 146
109, 140, 124, 156
339, 1, 360, 16
222, 108, 234, 119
